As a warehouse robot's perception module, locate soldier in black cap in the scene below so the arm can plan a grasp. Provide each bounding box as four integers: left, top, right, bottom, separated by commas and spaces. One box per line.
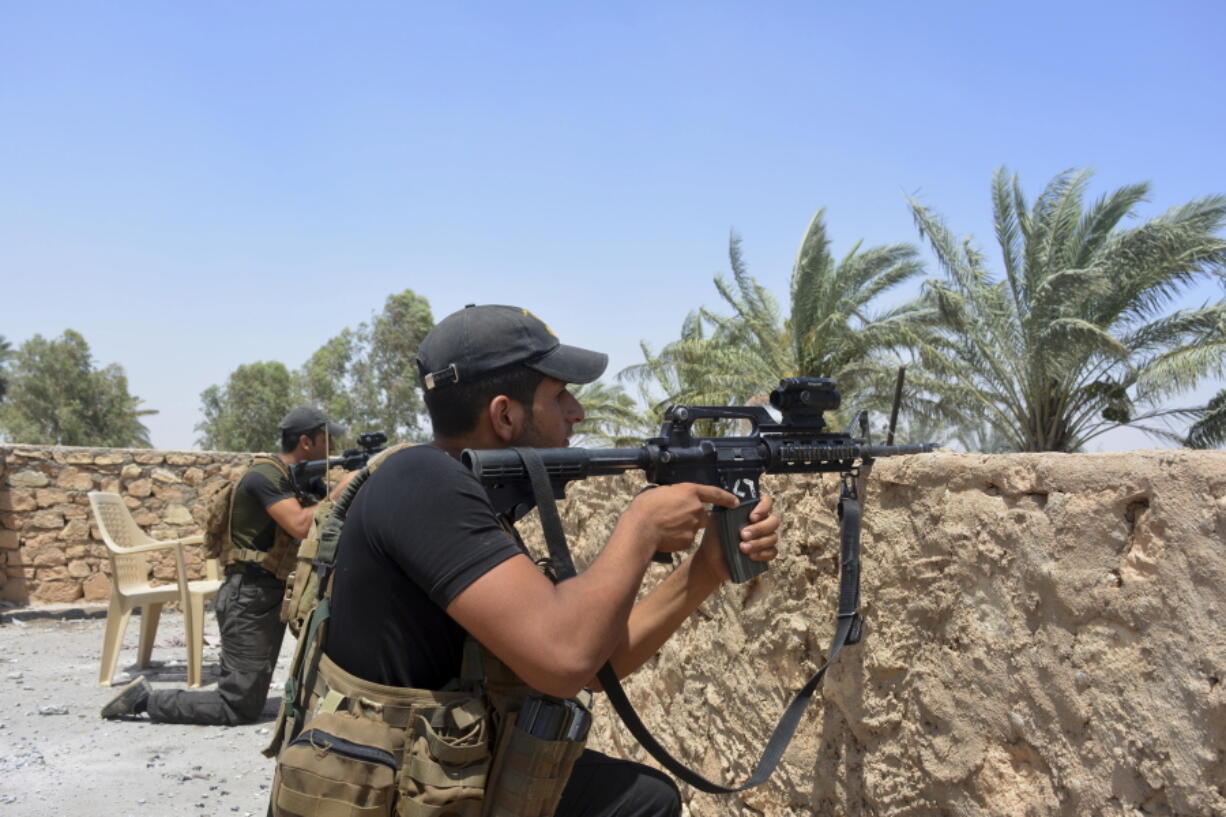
322, 305, 781, 816
102, 407, 356, 725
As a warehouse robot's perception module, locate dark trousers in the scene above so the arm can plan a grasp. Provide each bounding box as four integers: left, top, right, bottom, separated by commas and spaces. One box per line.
555, 750, 681, 817
146, 570, 287, 726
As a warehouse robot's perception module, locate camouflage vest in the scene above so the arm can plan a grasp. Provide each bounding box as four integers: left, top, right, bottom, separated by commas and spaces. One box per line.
202, 455, 300, 581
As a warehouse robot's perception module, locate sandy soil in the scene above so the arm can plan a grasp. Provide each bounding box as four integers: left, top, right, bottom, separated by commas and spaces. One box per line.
0, 604, 294, 817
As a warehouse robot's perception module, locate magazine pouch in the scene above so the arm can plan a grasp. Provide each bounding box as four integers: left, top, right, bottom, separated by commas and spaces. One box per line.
398, 697, 491, 817
482, 694, 590, 817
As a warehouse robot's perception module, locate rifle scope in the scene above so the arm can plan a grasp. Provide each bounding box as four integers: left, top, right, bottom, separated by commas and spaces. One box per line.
769, 377, 840, 419
357, 431, 388, 450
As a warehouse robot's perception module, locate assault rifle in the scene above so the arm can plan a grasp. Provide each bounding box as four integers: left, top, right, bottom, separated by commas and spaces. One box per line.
462, 376, 934, 581
291, 430, 388, 500
462, 375, 935, 794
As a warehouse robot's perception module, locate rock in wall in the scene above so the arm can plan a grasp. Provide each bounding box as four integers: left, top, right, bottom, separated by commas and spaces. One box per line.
515, 450, 1226, 817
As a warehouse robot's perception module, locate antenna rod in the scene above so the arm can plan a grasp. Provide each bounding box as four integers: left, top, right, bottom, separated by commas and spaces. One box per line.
886, 366, 906, 446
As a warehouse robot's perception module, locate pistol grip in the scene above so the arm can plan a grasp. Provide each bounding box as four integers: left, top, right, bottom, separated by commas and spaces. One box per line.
714, 499, 767, 583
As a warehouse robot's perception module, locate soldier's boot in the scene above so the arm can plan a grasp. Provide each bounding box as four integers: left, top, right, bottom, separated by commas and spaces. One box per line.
101, 675, 152, 719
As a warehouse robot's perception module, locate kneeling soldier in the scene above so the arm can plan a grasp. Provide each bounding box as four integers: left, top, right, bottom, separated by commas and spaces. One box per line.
102, 407, 354, 725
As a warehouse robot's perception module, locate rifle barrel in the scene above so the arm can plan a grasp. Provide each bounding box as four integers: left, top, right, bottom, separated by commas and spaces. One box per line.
860, 443, 937, 458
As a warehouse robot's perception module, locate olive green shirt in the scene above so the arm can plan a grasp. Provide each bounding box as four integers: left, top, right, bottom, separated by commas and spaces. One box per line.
231, 459, 295, 554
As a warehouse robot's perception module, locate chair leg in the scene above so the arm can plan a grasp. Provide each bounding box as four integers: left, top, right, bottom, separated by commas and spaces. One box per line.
138, 602, 163, 669
99, 594, 132, 686
186, 593, 206, 689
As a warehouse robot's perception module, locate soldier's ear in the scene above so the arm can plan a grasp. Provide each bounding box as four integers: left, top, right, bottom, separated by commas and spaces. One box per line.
488, 395, 523, 443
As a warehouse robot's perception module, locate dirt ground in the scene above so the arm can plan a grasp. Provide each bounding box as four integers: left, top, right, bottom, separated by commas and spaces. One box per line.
0, 603, 294, 817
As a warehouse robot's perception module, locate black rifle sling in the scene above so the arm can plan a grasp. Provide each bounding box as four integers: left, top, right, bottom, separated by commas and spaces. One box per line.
512, 446, 865, 794
515, 447, 576, 578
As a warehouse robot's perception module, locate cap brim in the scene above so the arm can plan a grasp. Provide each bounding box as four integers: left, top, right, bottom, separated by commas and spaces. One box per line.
528, 343, 608, 384
325, 421, 348, 439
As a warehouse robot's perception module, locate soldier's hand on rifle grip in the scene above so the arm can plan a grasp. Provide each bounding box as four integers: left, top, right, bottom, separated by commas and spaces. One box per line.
632, 487, 678, 565
623, 483, 739, 556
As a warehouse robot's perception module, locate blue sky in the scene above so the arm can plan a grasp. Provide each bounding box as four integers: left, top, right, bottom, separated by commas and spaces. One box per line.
2, 1, 1223, 450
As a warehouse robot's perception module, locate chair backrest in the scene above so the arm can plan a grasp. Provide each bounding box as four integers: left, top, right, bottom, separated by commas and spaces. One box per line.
89, 491, 158, 594
89, 492, 154, 549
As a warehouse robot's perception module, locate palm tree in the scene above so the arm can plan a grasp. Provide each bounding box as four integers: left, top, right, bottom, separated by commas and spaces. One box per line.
909, 167, 1226, 452
569, 380, 651, 446
622, 210, 932, 429
1185, 389, 1226, 448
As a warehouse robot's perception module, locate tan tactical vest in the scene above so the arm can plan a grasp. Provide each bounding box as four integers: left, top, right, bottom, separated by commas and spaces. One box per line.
266, 445, 590, 817
203, 455, 301, 581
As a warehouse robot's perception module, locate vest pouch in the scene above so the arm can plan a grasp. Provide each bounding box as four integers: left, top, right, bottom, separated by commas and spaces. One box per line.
282, 499, 334, 636
397, 697, 490, 817
482, 696, 589, 817
265, 524, 301, 582
272, 709, 403, 817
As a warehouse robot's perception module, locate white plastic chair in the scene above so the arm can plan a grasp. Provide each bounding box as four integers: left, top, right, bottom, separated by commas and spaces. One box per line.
89, 491, 224, 688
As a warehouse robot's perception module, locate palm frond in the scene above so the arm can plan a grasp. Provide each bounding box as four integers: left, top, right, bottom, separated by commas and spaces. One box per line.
1072, 182, 1149, 267
913, 166, 1226, 451
1185, 389, 1226, 448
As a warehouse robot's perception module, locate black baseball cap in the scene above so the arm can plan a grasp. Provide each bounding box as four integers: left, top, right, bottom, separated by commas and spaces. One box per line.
278, 406, 347, 439
417, 304, 608, 390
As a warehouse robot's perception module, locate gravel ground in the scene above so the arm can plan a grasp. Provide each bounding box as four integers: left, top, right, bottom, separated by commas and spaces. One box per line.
0, 604, 295, 817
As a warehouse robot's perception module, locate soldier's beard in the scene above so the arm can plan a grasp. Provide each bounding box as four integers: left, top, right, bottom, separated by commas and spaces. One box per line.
511, 412, 569, 448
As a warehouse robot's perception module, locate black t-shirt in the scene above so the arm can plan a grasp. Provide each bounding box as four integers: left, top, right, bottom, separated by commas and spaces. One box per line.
325, 445, 523, 689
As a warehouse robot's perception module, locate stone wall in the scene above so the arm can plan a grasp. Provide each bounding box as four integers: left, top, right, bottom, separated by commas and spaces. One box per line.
0, 445, 250, 604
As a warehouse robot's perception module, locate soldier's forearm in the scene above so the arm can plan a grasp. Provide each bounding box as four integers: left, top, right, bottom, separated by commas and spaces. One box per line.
595, 534, 722, 685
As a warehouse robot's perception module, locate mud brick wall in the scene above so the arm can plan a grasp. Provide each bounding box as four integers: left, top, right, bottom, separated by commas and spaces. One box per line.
514, 450, 1226, 817
0, 445, 250, 605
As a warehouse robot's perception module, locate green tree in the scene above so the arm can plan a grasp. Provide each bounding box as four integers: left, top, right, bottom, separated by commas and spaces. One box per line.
1185, 389, 1226, 449
569, 380, 651, 446
299, 289, 434, 442
623, 210, 930, 426
196, 361, 296, 452
910, 167, 1226, 452
0, 334, 11, 402
298, 329, 362, 432
0, 330, 155, 447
